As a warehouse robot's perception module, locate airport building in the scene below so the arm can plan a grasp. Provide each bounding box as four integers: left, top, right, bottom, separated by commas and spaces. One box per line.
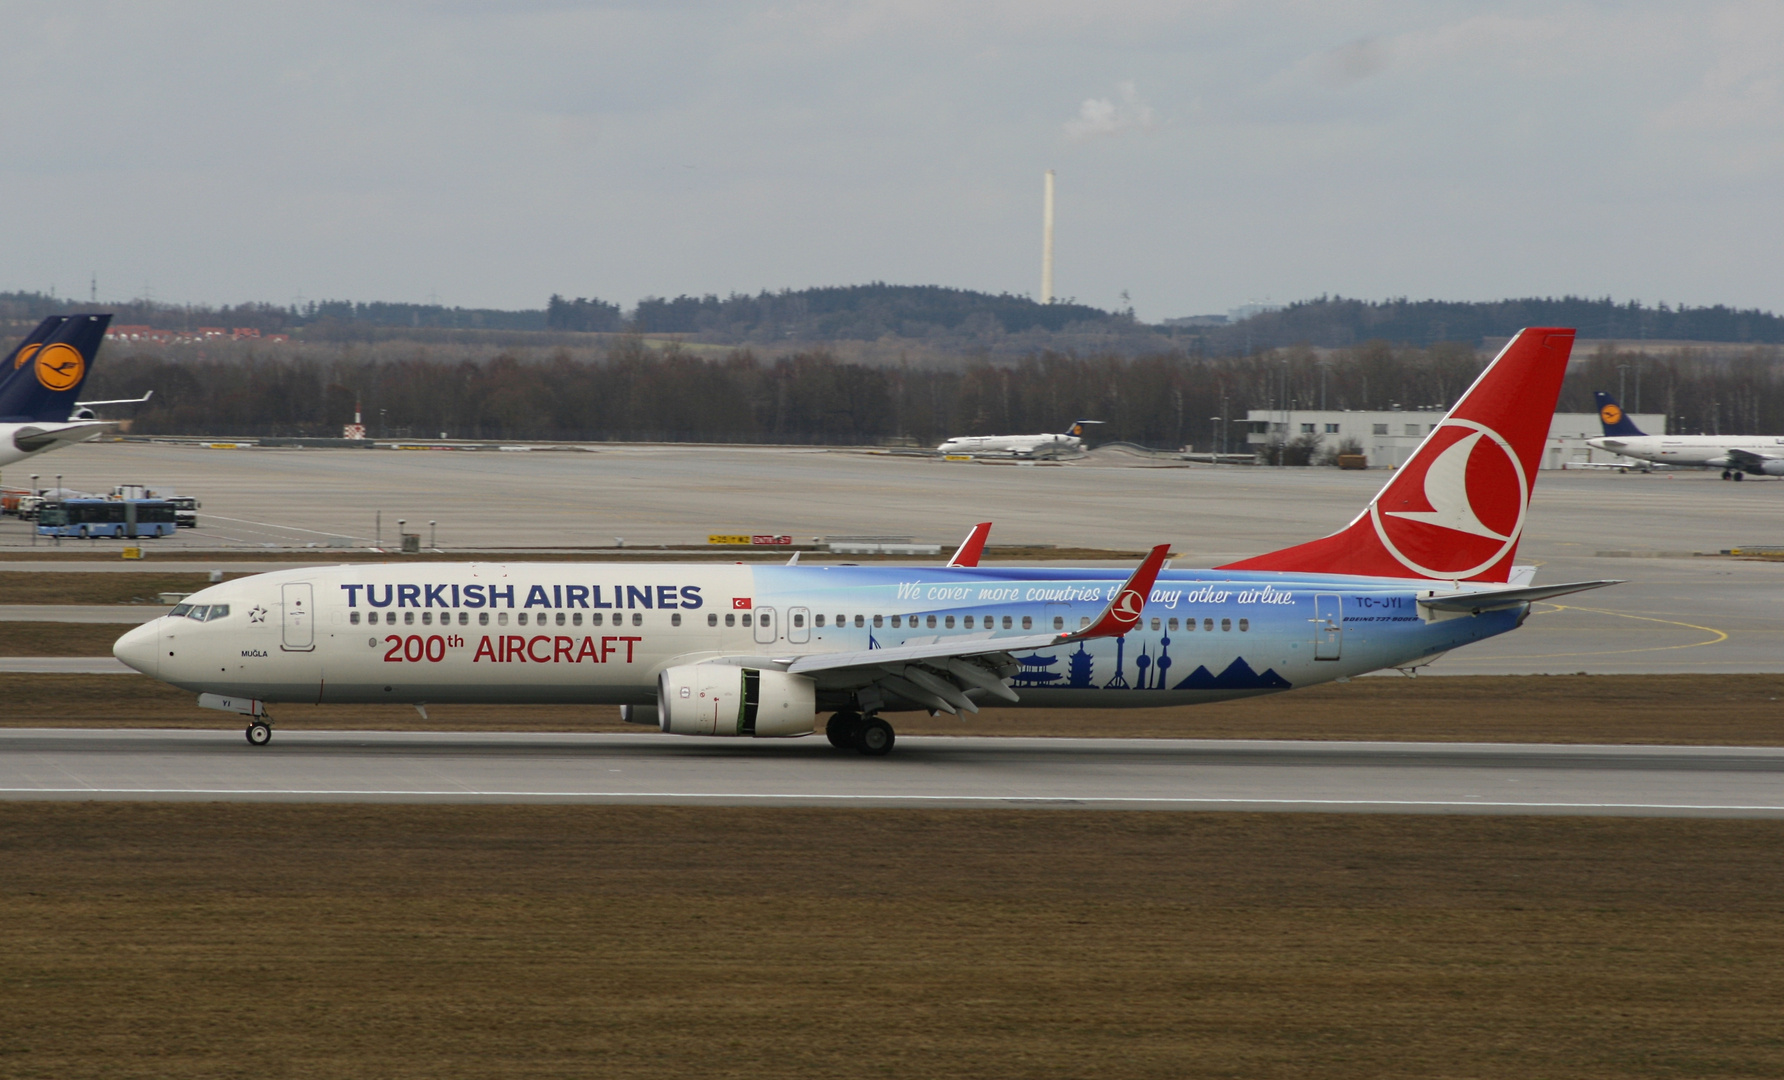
1242, 408, 1668, 469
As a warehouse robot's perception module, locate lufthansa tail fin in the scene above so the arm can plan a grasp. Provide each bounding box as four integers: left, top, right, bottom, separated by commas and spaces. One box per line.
0, 314, 110, 422
0, 317, 73, 390
1218, 327, 1576, 583
1592, 391, 1647, 436
1064, 419, 1103, 438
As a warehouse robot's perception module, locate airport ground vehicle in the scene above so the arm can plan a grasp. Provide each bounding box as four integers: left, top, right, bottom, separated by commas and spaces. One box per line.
38, 498, 177, 539
169, 495, 200, 528
115, 329, 1613, 753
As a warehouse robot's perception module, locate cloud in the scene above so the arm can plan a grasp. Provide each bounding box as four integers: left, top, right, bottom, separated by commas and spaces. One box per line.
1064, 81, 1156, 139
1316, 37, 1391, 87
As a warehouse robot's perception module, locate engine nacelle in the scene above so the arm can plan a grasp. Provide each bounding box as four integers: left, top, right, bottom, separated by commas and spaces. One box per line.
1760, 460, 1784, 477
657, 663, 815, 737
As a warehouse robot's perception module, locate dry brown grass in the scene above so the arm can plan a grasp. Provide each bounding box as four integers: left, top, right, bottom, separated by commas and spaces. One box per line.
1, 804, 1781, 1078
0, 572, 251, 605
5, 672, 1784, 745
0, 623, 127, 656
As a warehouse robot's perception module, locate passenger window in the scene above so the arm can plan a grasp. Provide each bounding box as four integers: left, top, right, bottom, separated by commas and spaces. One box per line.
498, 612, 509, 626
944, 615, 955, 629
1053, 616, 1064, 630
742, 614, 752, 627
422, 611, 433, 625
873, 615, 883, 628
572, 612, 582, 626
793, 613, 805, 627
1239, 618, 1249, 631
815, 614, 826, 627
708, 613, 718, 626
1221, 618, 1231, 632
350, 611, 361, 625
1021, 616, 1032, 629
632, 612, 643, 627
1203, 618, 1213, 631
762, 613, 772, 627
591, 612, 603, 626
1150, 618, 1160, 631
671, 613, 681, 627
852, 615, 862, 628
963, 616, 974, 629
556, 612, 566, 626
890, 615, 900, 628
1002, 616, 1012, 629
926, 615, 937, 629
459, 612, 469, 626
404, 611, 415, 625
835, 614, 845, 627
479, 612, 489, 626
726, 613, 736, 627
1168, 618, 1178, 631
518, 613, 528, 626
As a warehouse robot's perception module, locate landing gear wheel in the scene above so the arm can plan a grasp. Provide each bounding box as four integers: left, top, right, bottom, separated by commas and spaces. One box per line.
856, 717, 895, 756
1735, 471, 1745, 481
825, 711, 862, 749
245, 721, 272, 746
1722, 470, 1733, 480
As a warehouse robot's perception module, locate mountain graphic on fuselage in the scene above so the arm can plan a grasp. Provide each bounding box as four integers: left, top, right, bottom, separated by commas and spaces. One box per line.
1170, 657, 1292, 691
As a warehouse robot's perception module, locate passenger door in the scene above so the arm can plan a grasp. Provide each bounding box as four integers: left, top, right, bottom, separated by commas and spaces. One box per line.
282, 582, 315, 652
753, 606, 777, 645
1313, 593, 1342, 660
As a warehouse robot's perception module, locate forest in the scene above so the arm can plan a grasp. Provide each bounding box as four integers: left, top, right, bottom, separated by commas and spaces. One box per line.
80, 335, 1784, 451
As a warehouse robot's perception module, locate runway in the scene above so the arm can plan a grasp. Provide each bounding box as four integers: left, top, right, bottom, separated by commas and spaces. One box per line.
5, 729, 1782, 817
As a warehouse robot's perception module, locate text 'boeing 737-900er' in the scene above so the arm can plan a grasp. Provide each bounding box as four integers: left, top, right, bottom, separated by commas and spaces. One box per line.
113, 328, 1615, 755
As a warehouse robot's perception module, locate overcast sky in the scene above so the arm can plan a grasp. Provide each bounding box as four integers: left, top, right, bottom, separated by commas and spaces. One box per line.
3, 1, 1779, 321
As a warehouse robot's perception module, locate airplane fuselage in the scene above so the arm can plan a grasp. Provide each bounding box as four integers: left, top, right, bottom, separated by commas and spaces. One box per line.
114, 561, 1520, 712
937, 434, 1082, 457
0, 420, 113, 468
1586, 434, 1784, 473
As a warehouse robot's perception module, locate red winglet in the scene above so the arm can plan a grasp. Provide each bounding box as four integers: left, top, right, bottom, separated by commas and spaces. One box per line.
1068, 543, 1171, 641
947, 522, 993, 567
1218, 327, 1576, 583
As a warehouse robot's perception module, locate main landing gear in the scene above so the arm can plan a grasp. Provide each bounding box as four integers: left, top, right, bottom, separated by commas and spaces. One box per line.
245, 720, 272, 746
1722, 470, 1744, 481
825, 711, 896, 756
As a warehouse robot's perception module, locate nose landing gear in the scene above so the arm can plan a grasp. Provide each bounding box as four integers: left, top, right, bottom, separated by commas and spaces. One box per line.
245, 720, 272, 746
825, 711, 897, 756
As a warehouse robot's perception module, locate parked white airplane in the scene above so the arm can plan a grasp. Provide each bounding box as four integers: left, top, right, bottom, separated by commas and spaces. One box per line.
1586, 391, 1784, 480
0, 314, 150, 470
937, 419, 1102, 458
114, 328, 1615, 755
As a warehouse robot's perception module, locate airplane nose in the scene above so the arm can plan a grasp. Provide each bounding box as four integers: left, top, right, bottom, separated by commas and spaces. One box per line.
113, 621, 160, 679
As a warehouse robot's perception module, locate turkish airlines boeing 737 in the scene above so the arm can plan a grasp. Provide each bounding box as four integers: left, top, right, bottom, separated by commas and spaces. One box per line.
114, 328, 1614, 754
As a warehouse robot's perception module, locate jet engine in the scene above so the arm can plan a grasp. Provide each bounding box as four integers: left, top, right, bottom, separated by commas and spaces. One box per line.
657, 663, 815, 737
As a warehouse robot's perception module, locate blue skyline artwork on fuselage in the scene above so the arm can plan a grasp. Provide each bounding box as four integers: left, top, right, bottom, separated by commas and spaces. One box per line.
1020, 633, 1292, 692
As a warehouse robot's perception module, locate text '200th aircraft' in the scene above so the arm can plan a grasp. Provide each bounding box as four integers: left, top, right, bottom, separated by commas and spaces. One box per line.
936, 419, 1103, 458
114, 328, 1616, 755
0, 314, 151, 469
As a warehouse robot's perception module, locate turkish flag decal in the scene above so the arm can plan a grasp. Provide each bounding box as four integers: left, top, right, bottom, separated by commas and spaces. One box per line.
732, 597, 752, 610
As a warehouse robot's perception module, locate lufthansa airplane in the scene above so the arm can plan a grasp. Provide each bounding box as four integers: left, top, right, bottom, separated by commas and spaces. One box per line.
114, 328, 1614, 754
1587, 391, 1784, 480
937, 419, 1102, 458
0, 314, 150, 470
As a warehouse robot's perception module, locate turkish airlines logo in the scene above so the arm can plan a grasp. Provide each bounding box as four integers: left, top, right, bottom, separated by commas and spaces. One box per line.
1110, 587, 1144, 623
1369, 419, 1528, 579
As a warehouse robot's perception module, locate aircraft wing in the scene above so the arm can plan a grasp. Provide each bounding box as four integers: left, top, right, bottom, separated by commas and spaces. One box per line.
11, 421, 116, 454
1724, 448, 1781, 469
777, 544, 1171, 714
74, 391, 153, 408
1417, 579, 1621, 614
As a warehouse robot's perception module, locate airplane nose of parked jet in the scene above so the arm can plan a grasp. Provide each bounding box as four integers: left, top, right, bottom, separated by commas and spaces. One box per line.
112, 620, 159, 679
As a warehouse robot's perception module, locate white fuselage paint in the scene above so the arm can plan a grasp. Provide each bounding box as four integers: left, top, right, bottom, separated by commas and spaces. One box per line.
1587, 434, 1784, 470
114, 562, 1524, 714
0, 420, 111, 467
935, 433, 1082, 457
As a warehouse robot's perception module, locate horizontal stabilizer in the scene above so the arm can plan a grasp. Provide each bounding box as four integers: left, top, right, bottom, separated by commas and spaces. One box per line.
1417, 579, 1621, 614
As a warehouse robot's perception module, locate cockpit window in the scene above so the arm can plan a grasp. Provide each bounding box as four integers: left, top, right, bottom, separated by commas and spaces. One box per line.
205, 605, 229, 620
187, 605, 210, 621
171, 604, 229, 622
169, 604, 192, 617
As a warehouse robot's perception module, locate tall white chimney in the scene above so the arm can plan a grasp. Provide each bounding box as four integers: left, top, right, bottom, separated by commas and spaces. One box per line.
1041, 169, 1055, 304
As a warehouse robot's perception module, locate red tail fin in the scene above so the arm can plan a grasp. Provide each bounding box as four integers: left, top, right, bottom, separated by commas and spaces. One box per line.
1218, 327, 1576, 583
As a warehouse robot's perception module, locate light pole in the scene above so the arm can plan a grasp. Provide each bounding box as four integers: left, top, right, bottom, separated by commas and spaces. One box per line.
1209, 416, 1225, 457
428, 520, 437, 550
1618, 363, 1629, 405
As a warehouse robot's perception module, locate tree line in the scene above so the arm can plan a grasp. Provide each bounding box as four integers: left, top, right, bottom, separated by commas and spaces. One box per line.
80, 336, 1784, 450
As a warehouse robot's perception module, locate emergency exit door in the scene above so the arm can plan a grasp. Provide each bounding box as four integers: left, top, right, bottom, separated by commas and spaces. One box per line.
753, 606, 776, 644
1313, 592, 1342, 660
282, 582, 315, 652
